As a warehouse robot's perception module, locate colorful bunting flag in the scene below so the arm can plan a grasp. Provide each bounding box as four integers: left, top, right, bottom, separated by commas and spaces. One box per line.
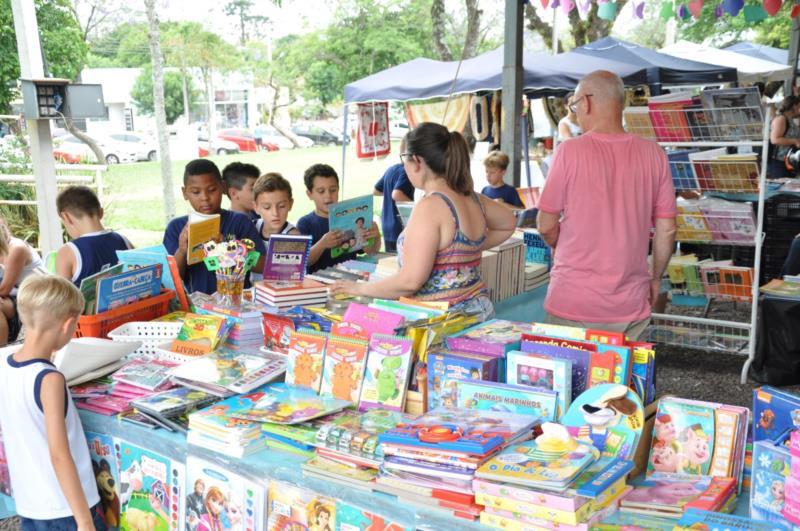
661, 1, 676, 18
743, 3, 768, 20
688, 0, 704, 17
722, 0, 744, 16
763, 0, 783, 16
792, 2, 800, 17
598, 1, 618, 19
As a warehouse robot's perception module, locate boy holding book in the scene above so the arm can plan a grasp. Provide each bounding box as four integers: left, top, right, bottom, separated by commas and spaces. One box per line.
0, 275, 106, 530
222, 161, 260, 220
297, 163, 380, 273
480, 151, 523, 208
253, 172, 301, 248
163, 159, 265, 294
55, 185, 133, 287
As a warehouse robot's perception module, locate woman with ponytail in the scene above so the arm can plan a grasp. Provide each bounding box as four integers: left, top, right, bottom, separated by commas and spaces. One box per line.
332, 122, 516, 318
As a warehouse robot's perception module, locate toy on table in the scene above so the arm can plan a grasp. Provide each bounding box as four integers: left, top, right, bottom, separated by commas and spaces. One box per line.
202, 238, 260, 305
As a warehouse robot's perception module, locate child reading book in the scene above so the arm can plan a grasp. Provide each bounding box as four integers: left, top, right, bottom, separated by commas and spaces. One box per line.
253, 172, 301, 247
222, 161, 260, 221
373, 136, 414, 252
297, 163, 380, 273
0, 275, 107, 530
480, 150, 523, 208
55, 185, 133, 287
163, 159, 266, 294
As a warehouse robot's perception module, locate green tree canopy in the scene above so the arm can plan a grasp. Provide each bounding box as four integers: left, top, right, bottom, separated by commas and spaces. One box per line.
0, 0, 88, 113
131, 67, 196, 124
88, 21, 150, 67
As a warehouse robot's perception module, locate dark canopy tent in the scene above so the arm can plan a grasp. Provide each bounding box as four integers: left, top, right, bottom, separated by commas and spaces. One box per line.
724, 42, 790, 65
573, 37, 738, 94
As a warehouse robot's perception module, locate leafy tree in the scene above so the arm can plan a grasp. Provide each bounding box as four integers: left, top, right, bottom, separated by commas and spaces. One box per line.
162, 22, 205, 119
88, 22, 150, 67
131, 67, 196, 124
223, 0, 272, 45
432, 0, 485, 60
0, 0, 88, 113
525, 1, 630, 51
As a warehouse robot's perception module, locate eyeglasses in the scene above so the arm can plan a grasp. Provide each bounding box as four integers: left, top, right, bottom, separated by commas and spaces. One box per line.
569, 93, 593, 114
400, 152, 414, 164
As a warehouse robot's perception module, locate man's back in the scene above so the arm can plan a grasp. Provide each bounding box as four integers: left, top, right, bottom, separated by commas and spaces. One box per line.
537, 131, 677, 323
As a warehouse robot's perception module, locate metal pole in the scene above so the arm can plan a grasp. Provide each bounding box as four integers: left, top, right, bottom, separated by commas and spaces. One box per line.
10, 0, 62, 254
501, 0, 524, 187
786, 17, 800, 96
341, 104, 348, 195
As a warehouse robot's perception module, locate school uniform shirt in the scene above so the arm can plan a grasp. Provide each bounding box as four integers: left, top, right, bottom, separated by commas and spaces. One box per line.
481, 183, 524, 208
67, 230, 132, 287
0, 355, 99, 519
296, 212, 357, 273
163, 209, 266, 294
374, 163, 414, 244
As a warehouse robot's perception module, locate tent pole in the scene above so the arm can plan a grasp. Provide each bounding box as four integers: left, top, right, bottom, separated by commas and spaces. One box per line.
787, 17, 800, 96
341, 104, 348, 195
501, 0, 524, 188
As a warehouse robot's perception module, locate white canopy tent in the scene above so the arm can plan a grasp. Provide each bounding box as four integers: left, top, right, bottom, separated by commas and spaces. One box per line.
660, 40, 793, 84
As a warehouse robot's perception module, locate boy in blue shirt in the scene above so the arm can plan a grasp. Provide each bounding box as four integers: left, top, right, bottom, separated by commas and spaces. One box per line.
480, 150, 524, 208
222, 161, 260, 221
163, 159, 265, 294
297, 163, 380, 273
55, 185, 133, 287
373, 137, 414, 252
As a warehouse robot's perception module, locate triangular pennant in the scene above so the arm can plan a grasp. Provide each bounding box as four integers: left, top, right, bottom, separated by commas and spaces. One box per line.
793, 2, 800, 16
578, 0, 592, 14
677, 3, 691, 18
598, 1, 618, 19
561, 0, 575, 13
763, 0, 782, 16
743, 3, 768, 20
551, 0, 560, 8
660, 1, 676, 18
633, 1, 646, 17
714, 4, 724, 16
722, 0, 744, 16
541, 0, 549, 8
688, 0, 704, 17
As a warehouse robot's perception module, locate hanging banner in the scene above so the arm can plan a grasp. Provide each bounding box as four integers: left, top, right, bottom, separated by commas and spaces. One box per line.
355, 102, 390, 159
405, 94, 472, 133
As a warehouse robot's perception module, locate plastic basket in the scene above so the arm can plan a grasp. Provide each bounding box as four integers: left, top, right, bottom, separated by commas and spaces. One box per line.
75, 290, 175, 339
107, 321, 183, 357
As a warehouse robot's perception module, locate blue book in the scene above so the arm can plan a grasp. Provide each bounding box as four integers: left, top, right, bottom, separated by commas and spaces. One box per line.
668, 149, 700, 190
573, 457, 634, 498
456, 379, 557, 422
95, 263, 162, 313
329, 195, 374, 258
506, 350, 571, 420
520, 341, 590, 400
753, 386, 800, 443
116, 245, 174, 291
677, 508, 788, 531
427, 351, 498, 411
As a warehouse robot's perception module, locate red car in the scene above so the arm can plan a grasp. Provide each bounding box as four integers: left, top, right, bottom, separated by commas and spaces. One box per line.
217, 128, 278, 152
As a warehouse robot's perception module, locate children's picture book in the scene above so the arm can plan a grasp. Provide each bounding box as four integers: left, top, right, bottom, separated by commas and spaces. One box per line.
263, 233, 312, 281
267, 480, 336, 531
169, 348, 287, 396
187, 211, 221, 265
445, 319, 526, 357
751, 438, 791, 525
358, 334, 413, 412
676, 508, 789, 531
262, 313, 295, 355
79, 263, 124, 315
427, 350, 498, 410
520, 341, 590, 400
131, 387, 217, 420
335, 501, 409, 531
319, 335, 368, 404
456, 379, 557, 422
677, 200, 713, 242
334, 302, 405, 340
227, 383, 351, 425
286, 329, 327, 392
506, 350, 572, 420
85, 432, 120, 530
171, 313, 229, 357
378, 407, 537, 457
185, 456, 266, 531
112, 358, 177, 391
753, 386, 800, 443
561, 383, 644, 461
328, 195, 374, 258
668, 149, 701, 191
118, 440, 183, 531
620, 476, 717, 516
116, 244, 175, 291
96, 263, 163, 314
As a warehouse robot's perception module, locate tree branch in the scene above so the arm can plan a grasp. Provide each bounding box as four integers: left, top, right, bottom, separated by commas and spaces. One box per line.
431, 0, 453, 61
462, 0, 482, 59
524, 4, 561, 53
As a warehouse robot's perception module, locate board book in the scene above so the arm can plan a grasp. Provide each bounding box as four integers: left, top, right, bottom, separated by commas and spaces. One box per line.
263, 233, 312, 281
328, 194, 374, 259
456, 379, 557, 421
285, 328, 327, 392
445, 319, 526, 357
319, 334, 368, 404
506, 350, 571, 420
227, 383, 351, 424
169, 347, 286, 396
753, 386, 800, 444
187, 210, 220, 265
427, 350, 498, 410
358, 334, 413, 412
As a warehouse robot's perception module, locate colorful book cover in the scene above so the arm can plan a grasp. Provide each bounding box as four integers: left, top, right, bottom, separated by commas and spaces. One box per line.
445, 319, 526, 357
226, 383, 351, 425
315, 409, 411, 462
647, 96, 694, 143
561, 383, 644, 461
427, 351, 497, 410
86, 432, 120, 530
378, 407, 537, 457
112, 359, 176, 391
116, 245, 175, 291
170, 347, 286, 395
335, 501, 409, 531
319, 335, 368, 404
520, 341, 590, 400
286, 329, 327, 392
647, 397, 718, 478
751, 439, 791, 525
668, 150, 701, 190
676, 508, 789, 531
185, 456, 265, 531
165, 255, 190, 311
677, 200, 713, 242
358, 334, 413, 412
187, 211, 220, 265
335, 302, 405, 340
267, 481, 336, 531
621, 476, 713, 511
262, 314, 295, 355
118, 441, 182, 531
131, 387, 217, 419
629, 342, 656, 405
96, 263, 162, 314
328, 194, 374, 258
79, 263, 124, 315
699, 199, 757, 244
171, 313, 229, 357
506, 350, 571, 419
456, 379, 557, 422
752, 386, 800, 443
263, 233, 312, 281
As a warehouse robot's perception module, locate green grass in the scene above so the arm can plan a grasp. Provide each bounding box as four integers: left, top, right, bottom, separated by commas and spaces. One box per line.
103, 143, 400, 248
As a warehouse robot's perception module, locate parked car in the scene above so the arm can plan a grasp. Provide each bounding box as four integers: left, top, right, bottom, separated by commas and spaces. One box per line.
197, 134, 241, 157
390, 122, 410, 139
255, 125, 313, 150
216, 128, 260, 152
108, 132, 158, 161
52, 134, 136, 164
291, 125, 347, 146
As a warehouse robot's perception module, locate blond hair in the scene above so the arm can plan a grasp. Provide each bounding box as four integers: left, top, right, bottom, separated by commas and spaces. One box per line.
17, 275, 84, 330
0, 218, 10, 257
484, 150, 509, 170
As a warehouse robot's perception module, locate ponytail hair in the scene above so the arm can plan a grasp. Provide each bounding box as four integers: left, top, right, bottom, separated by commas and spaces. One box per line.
780, 95, 800, 114
406, 122, 474, 195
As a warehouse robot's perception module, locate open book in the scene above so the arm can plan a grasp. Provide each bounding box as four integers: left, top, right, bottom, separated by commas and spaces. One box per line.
187, 211, 220, 265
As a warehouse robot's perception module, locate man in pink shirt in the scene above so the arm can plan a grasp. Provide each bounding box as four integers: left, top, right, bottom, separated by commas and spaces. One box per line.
536, 70, 677, 340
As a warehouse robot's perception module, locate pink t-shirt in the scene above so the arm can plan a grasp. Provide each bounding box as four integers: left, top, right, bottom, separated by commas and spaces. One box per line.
537, 131, 677, 323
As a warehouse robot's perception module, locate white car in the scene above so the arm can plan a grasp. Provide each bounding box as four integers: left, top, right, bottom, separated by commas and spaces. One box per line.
390, 122, 410, 139
108, 132, 158, 161
255, 125, 313, 150
197, 134, 240, 156
53, 134, 137, 164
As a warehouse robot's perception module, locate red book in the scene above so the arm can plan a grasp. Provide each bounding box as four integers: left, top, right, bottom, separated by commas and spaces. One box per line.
520, 333, 597, 352
166, 255, 189, 311
683, 477, 736, 512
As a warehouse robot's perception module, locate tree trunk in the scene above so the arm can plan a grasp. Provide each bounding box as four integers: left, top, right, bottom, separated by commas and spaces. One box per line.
63, 117, 105, 164
431, 0, 453, 61
204, 68, 216, 154
524, 4, 563, 53
180, 63, 190, 121
144, 0, 175, 222
462, 0, 482, 59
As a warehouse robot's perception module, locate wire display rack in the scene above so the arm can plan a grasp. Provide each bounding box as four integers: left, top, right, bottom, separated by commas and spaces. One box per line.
627, 96, 770, 383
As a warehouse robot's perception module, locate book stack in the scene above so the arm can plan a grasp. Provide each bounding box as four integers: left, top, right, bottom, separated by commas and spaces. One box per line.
474, 424, 633, 530
374, 407, 537, 520
524, 262, 549, 291
675, 197, 756, 244
480, 237, 525, 303
619, 476, 737, 520
75, 358, 177, 415
254, 278, 328, 309
192, 294, 265, 350
130, 386, 218, 433
78, 262, 163, 315
665, 256, 754, 302
187, 388, 272, 457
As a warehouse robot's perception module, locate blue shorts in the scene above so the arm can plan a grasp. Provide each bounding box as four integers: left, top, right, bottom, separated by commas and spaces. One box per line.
20, 503, 107, 531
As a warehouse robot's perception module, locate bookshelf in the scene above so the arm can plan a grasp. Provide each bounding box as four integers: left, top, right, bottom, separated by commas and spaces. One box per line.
625, 91, 771, 384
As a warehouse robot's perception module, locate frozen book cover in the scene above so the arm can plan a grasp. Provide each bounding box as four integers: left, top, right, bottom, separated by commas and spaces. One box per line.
358, 334, 413, 412
319, 335, 368, 404
328, 195, 374, 259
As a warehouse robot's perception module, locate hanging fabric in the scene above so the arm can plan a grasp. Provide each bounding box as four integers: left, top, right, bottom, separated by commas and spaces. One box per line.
355, 102, 390, 159
405, 95, 472, 132
470, 94, 491, 141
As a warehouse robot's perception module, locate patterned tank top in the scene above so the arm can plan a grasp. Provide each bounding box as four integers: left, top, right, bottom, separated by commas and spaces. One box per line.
397, 192, 487, 306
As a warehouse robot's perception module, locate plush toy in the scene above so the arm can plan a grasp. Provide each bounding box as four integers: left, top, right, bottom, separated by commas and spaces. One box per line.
93, 459, 120, 528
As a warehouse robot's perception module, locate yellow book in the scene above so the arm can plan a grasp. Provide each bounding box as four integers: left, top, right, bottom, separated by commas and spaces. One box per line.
187, 211, 221, 265
475, 492, 592, 526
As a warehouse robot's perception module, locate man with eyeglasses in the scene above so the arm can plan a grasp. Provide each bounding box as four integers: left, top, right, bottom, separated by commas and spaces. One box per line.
535, 71, 677, 340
